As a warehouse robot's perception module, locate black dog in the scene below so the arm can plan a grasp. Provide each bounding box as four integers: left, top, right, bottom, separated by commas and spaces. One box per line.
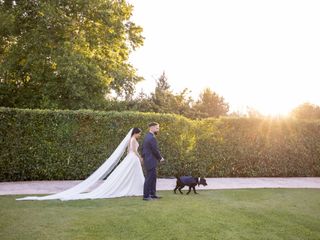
174, 176, 207, 194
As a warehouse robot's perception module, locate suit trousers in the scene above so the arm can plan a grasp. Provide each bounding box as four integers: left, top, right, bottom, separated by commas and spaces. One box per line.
143, 168, 157, 198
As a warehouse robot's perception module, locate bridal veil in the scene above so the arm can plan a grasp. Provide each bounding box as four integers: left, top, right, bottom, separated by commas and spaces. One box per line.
16, 129, 133, 201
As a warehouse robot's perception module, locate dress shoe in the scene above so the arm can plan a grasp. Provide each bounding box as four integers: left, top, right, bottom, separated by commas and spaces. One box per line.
151, 195, 162, 199
143, 197, 153, 201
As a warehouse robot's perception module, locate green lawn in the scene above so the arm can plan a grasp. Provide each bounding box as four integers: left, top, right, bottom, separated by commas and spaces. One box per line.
0, 189, 319, 240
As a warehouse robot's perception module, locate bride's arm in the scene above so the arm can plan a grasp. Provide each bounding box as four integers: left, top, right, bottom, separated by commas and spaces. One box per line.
132, 139, 143, 163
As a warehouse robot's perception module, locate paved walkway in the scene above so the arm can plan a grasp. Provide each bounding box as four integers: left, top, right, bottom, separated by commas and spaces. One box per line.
0, 178, 319, 195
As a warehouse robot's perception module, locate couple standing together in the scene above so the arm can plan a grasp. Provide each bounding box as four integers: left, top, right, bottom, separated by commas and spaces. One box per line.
130, 122, 165, 201
16, 122, 164, 201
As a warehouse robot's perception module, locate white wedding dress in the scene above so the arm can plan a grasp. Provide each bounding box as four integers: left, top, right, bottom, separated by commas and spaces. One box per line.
61, 138, 144, 200
17, 129, 145, 201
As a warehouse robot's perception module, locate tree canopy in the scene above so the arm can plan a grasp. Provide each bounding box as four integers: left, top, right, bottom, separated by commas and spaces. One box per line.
191, 88, 229, 118
104, 72, 230, 119
2, 1, 317, 119
0, 0, 144, 109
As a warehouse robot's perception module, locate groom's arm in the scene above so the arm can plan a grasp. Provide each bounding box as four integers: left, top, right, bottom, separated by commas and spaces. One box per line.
150, 137, 162, 161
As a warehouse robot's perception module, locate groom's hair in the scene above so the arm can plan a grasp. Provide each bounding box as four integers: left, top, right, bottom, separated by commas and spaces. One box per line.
148, 122, 159, 127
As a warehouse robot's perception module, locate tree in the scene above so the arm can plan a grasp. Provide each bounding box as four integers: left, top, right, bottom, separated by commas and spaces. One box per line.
191, 88, 229, 118
102, 73, 230, 119
151, 72, 193, 115
151, 72, 174, 113
0, 0, 144, 109
133, 89, 158, 112
290, 103, 320, 119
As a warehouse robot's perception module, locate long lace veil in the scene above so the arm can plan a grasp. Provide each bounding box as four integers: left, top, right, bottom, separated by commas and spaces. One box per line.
16, 128, 133, 201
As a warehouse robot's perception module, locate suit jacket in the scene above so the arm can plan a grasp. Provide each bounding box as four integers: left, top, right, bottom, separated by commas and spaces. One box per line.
142, 132, 162, 170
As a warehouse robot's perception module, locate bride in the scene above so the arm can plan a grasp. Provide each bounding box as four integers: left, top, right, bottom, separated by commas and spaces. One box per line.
17, 128, 145, 201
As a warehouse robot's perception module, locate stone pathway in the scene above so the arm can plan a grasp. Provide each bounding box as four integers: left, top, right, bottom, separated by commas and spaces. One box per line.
0, 177, 319, 196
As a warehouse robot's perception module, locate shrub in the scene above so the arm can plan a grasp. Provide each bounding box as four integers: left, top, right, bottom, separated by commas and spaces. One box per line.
0, 107, 319, 181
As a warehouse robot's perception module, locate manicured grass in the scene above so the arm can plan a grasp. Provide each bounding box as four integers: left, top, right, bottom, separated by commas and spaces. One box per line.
0, 189, 319, 240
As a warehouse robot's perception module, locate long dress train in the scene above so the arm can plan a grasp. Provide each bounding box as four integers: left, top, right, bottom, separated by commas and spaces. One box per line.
61, 143, 144, 200
16, 129, 145, 201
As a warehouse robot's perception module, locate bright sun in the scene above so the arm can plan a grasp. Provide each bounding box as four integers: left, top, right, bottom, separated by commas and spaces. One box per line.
258, 102, 292, 117
229, 81, 308, 117
250, 94, 299, 117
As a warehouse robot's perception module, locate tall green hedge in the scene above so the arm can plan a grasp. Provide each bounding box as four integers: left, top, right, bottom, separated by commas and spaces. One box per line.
194, 118, 320, 177
0, 107, 319, 181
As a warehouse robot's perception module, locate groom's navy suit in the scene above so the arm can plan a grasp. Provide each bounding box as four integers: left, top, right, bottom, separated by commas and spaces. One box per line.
142, 132, 162, 198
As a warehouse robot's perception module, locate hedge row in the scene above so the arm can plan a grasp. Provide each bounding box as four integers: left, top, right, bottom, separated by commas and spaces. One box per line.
0, 107, 319, 181
194, 118, 320, 177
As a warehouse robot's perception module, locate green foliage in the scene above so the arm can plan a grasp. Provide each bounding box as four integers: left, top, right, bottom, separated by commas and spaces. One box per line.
150, 72, 194, 115
194, 118, 320, 177
191, 88, 229, 118
0, 0, 144, 109
104, 72, 229, 119
0, 107, 319, 181
0, 107, 194, 180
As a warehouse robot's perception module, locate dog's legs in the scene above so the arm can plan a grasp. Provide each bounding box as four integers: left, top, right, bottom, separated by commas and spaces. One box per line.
173, 185, 178, 194
193, 186, 198, 194
178, 186, 184, 194
186, 187, 191, 195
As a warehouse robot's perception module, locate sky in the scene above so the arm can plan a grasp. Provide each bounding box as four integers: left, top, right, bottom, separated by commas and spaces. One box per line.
127, 0, 320, 116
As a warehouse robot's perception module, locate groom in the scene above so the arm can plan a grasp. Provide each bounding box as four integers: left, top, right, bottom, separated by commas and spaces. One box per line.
142, 122, 165, 201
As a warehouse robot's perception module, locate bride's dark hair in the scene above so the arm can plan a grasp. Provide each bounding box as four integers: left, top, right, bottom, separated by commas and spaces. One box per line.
131, 127, 142, 136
